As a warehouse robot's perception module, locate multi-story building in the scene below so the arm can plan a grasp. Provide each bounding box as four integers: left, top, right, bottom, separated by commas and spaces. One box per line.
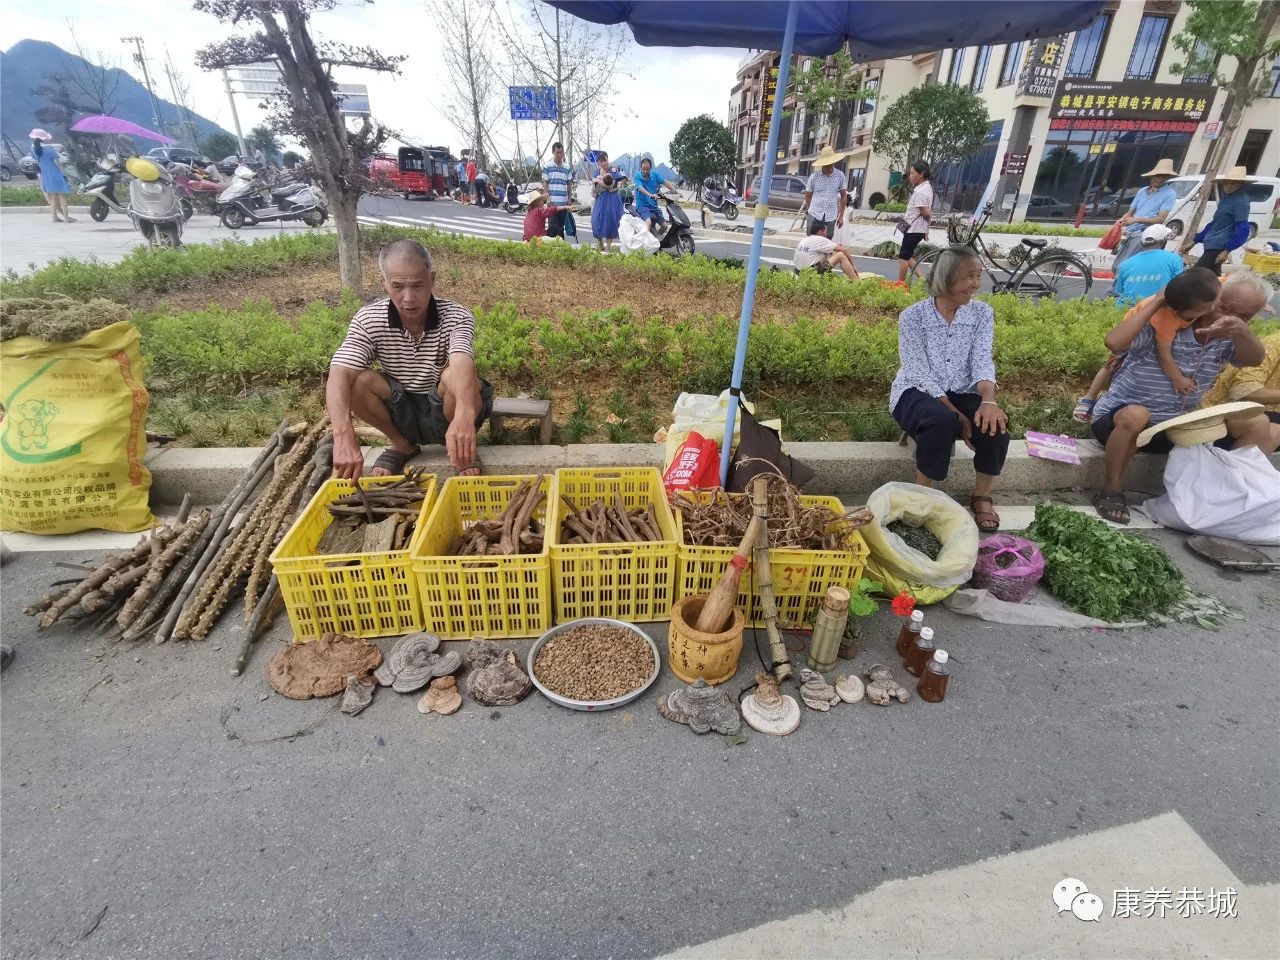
729, 1, 1280, 224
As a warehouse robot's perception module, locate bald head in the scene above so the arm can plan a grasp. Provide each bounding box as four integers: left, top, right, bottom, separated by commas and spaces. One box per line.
379, 239, 435, 328
1220, 272, 1272, 321
378, 238, 433, 274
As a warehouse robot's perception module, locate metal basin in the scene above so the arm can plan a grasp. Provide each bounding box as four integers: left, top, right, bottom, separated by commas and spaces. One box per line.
527, 617, 660, 712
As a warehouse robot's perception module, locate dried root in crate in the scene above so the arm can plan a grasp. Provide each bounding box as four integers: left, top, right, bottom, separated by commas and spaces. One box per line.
558, 494, 662, 545
672, 475, 873, 550
315, 469, 431, 556
449, 475, 546, 556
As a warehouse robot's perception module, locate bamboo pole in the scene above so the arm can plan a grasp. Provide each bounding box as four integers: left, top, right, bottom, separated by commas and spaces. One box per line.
751, 475, 792, 684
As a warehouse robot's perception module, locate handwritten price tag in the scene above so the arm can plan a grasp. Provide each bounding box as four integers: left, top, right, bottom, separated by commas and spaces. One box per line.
776, 564, 809, 594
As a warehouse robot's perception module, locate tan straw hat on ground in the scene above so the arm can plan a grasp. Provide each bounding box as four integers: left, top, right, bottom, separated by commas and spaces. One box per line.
1215, 165, 1254, 183
1141, 158, 1178, 178
1136, 401, 1263, 448
814, 144, 849, 166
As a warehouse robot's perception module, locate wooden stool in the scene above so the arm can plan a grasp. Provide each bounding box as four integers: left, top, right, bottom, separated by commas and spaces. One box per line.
490, 396, 554, 445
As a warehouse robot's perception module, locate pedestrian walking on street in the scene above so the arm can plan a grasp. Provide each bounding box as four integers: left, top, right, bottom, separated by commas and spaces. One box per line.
1111, 158, 1178, 271
455, 159, 469, 203
803, 144, 848, 234
897, 161, 934, 283
466, 158, 477, 204
590, 150, 626, 252
29, 128, 75, 223
1194, 167, 1254, 276
542, 142, 572, 240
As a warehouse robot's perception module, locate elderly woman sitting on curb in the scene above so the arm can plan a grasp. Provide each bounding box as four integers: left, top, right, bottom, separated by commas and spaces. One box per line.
890, 246, 1010, 531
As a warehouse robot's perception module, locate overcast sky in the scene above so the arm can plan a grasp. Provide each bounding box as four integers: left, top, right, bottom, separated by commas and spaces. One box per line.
8, 0, 746, 165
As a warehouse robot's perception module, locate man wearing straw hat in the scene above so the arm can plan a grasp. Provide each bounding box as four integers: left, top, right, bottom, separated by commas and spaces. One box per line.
803, 145, 849, 234
1112, 158, 1178, 270
1193, 166, 1255, 275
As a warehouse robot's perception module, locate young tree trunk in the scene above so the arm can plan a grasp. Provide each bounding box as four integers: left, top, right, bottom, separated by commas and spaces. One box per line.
332, 191, 362, 290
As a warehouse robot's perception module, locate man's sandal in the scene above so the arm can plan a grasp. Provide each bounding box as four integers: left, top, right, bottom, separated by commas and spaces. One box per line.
457, 462, 482, 478
370, 446, 420, 476
1092, 492, 1130, 525
969, 495, 1001, 533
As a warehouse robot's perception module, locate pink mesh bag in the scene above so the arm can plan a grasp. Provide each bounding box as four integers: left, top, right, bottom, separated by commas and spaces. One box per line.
971, 534, 1045, 603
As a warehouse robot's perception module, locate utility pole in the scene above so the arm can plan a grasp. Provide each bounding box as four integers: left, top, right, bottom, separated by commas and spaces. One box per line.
163, 49, 199, 149
554, 7, 564, 148
221, 69, 248, 156
121, 36, 164, 134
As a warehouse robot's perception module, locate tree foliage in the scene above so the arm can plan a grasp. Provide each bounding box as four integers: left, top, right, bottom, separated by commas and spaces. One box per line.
430, 0, 504, 167
788, 50, 872, 121
247, 124, 283, 157
193, 0, 405, 288
669, 115, 735, 193
872, 84, 989, 189
202, 131, 241, 160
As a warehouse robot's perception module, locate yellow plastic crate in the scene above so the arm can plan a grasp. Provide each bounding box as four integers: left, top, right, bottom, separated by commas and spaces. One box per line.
550, 467, 679, 624
674, 492, 869, 628
1242, 250, 1280, 274
409, 474, 555, 640
270, 473, 438, 641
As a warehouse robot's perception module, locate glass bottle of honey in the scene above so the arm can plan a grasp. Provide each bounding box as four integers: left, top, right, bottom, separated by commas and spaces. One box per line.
917, 649, 950, 702
895, 609, 924, 658
904, 626, 936, 677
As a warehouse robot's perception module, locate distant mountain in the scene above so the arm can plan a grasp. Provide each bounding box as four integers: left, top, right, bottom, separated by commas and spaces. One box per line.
1, 39, 233, 152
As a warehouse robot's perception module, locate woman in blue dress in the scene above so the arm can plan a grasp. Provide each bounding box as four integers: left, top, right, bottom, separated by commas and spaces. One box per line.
590, 150, 626, 252
29, 128, 74, 223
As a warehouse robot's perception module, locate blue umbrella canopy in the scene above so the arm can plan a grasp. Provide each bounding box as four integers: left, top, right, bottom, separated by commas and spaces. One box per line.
545, 0, 1106, 483
545, 1, 1103, 58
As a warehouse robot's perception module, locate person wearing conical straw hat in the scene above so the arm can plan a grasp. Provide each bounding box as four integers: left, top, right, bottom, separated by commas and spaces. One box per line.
1112, 158, 1178, 271
1194, 166, 1255, 276
521, 189, 565, 243
802, 144, 849, 235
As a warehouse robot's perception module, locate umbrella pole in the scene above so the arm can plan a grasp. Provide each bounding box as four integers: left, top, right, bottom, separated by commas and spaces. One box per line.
719, 0, 801, 488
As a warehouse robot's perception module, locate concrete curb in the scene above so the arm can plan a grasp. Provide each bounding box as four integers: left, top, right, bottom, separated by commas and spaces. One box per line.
141, 439, 1278, 506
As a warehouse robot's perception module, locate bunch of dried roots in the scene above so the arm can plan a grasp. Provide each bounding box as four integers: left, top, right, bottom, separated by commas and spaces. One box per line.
673, 475, 872, 550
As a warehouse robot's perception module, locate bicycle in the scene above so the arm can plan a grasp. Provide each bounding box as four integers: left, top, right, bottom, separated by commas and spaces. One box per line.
911, 203, 1094, 300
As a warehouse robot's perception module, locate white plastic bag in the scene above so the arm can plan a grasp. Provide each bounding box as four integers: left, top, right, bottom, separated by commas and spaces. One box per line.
619, 214, 659, 255
1144, 445, 1280, 545
662, 391, 780, 468
859, 482, 980, 602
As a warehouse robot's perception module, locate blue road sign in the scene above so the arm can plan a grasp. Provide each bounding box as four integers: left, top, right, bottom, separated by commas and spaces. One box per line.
509, 86, 558, 121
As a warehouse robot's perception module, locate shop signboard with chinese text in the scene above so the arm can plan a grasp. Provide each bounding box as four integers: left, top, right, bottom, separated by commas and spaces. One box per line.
1050, 79, 1216, 128
1016, 34, 1066, 100
1001, 152, 1028, 176
758, 60, 780, 143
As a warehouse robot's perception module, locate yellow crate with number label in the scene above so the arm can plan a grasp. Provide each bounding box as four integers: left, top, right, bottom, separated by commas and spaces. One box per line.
674, 492, 869, 628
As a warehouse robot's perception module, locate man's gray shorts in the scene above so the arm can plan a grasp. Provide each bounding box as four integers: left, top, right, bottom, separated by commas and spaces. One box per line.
381, 372, 494, 447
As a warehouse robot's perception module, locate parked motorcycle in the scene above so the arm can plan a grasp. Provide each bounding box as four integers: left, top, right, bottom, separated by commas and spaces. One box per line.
170, 163, 222, 216
501, 181, 526, 214
81, 155, 131, 221
701, 177, 741, 221
217, 165, 327, 229
625, 195, 695, 256
125, 157, 184, 248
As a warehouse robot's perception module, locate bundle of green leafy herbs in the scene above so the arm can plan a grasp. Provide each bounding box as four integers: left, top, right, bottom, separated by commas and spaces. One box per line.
887, 519, 943, 561
1025, 503, 1185, 623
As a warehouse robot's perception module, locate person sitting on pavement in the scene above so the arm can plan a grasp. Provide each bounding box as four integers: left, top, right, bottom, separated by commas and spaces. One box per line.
1111, 159, 1178, 271
890, 245, 1010, 532
633, 157, 679, 236
1112, 223, 1183, 307
326, 239, 494, 481
522, 190, 564, 243
1193, 167, 1255, 275
1201, 273, 1280, 454
1089, 268, 1269, 525
793, 218, 862, 279
802, 145, 849, 235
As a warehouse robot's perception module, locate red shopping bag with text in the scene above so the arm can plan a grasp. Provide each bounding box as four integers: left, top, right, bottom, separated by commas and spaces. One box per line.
663, 431, 720, 493
1099, 219, 1123, 251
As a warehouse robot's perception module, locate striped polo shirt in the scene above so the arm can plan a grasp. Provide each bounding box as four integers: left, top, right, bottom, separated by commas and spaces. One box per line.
330, 296, 475, 394
1092, 324, 1238, 426
543, 162, 571, 205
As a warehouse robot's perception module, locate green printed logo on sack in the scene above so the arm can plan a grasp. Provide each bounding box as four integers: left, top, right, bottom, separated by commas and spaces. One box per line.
3, 361, 82, 463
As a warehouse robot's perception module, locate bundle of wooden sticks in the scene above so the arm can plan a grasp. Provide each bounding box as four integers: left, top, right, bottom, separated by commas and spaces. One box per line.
450, 474, 547, 556
316, 469, 431, 555
559, 494, 663, 544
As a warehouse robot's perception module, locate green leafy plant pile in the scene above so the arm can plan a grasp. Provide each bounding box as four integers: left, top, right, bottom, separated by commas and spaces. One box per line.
1025, 503, 1185, 623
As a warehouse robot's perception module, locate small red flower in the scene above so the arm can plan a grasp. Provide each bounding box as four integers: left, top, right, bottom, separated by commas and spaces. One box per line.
891, 591, 916, 617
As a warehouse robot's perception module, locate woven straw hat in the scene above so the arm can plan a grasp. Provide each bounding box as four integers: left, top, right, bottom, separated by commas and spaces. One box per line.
814, 144, 849, 167
1136, 401, 1263, 448
526, 189, 548, 208
1141, 158, 1178, 178
1215, 165, 1253, 183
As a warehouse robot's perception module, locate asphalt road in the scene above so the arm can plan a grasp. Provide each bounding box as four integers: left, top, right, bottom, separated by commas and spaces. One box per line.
1, 533, 1276, 959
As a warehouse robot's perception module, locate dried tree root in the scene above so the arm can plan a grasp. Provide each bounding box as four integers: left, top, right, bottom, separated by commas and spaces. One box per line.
117, 511, 210, 631
39, 530, 179, 628
673, 476, 872, 550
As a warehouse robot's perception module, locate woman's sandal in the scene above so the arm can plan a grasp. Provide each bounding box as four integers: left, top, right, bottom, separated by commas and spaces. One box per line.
969, 495, 1001, 533
1071, 397, 1095, 423
370, 446, 420, 476
1092, 491, 1130, 525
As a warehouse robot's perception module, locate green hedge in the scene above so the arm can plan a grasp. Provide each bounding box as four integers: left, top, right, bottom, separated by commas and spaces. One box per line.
873, 201, 907, 214
0, 183, 91, 206
980, 220, 1107, 238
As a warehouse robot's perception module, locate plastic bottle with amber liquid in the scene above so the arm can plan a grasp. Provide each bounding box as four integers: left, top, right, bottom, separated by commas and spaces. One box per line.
904, 626, 936, 677
917, 649, 950, 702
894, 609, 924, 658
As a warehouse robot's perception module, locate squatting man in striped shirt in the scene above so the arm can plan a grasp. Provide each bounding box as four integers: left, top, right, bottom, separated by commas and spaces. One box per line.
326, 239, 494, 480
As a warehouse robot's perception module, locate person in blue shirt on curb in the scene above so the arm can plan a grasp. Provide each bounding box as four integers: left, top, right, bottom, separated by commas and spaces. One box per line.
1194, 166, 1255, 275
633, 157, 680, 236
1112, 223, 1183, 306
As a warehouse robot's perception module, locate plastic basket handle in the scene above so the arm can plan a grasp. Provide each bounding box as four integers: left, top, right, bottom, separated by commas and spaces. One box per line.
458, 559, 501, 569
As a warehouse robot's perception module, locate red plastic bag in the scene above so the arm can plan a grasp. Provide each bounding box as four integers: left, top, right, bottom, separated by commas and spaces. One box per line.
663, 431, 720, 493
1098, 219, 1123, 251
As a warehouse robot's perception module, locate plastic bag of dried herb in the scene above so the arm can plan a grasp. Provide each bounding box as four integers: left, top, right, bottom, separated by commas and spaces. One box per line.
1025, 504, 1185, 623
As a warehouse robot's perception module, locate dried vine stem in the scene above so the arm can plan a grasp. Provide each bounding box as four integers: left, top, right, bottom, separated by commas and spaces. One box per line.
39, 528, 180, 628
117, 511, 210, 631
